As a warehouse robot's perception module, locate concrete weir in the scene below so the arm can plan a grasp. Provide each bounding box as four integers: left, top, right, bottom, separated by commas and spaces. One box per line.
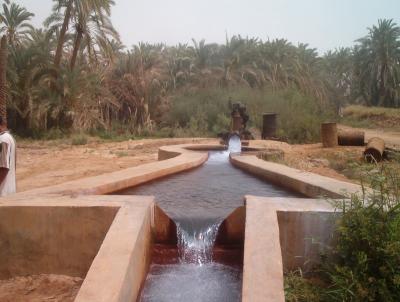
0, 142, 362, 301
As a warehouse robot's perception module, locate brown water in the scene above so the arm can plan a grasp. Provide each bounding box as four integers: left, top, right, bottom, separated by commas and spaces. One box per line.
120, 142, 299, 302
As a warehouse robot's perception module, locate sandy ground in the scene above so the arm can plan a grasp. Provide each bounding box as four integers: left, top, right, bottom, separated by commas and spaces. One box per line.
0, 274, 82, 302
16, 137, 215, 192
15, 126, 400, 192
16, 137, 357, 192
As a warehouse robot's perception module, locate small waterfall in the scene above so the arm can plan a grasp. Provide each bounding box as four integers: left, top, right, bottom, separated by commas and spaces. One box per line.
176, 220, 221, 265
228, 135, 241, 154
173, 136, 242, 265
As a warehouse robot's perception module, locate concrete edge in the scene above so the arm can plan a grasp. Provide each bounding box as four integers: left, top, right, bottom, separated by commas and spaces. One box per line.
11, 144, 226, 198
0, 195, 155, 302
242, 196, 336, 302
231, 154, 362, 198
75, 199, 154, 302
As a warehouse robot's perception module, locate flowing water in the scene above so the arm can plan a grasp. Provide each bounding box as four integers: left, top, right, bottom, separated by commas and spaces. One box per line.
120, 137, 298, 302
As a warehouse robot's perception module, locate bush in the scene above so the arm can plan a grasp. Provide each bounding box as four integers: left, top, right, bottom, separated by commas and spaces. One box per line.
285, 165, 400, 301
71, 134, 88, 145
324, 166, 400, 301
285, 270, 322, 302
167, 87, 335, 143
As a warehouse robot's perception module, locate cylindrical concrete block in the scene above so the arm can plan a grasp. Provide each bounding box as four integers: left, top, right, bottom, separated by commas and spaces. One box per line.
321, 122, 338, 148
364, 137, 385, 162
338, 131, 365, 146
262, 113, 277, 139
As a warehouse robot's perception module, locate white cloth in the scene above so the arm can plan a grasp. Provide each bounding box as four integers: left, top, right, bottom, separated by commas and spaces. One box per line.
0, 131, 16, 196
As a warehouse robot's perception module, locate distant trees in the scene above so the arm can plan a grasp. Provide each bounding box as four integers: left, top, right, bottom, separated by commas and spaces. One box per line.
0, 0, 34, 46
353, 19, 400, 107
0, 1, 399, 136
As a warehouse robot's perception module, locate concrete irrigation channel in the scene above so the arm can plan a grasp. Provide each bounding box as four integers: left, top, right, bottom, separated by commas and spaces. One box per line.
0, 140, 363, 301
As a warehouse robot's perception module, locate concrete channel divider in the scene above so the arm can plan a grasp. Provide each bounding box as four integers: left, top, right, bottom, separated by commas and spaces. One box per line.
0, 195, 155, 302
230, 154, 362, 198
243, 196, 336, 302
17, 144, 215, 197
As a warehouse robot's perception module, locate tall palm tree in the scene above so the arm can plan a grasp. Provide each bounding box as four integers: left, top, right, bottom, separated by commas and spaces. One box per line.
46, 0, 118, 69
0, 35, 7, 122
356, 19, 400, 107
70, 11, 118, 69
46, 0, 73, 68
0, 0, 34, 46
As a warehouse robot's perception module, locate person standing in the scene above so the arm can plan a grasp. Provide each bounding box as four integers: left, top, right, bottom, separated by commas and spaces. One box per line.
0, 116, 16, 196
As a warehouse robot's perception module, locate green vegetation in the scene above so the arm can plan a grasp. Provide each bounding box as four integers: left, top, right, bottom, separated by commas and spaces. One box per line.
285, 270, 321, 302
70, 133, 88, 145
285, 164, 400, 301
168, 87, 334, 143
342, 105, 400, 130
0, 1, 399, 142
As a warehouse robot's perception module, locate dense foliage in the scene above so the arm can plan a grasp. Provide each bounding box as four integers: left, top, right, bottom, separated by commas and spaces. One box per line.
285, 164, 400, 301
1, 1, 400, 138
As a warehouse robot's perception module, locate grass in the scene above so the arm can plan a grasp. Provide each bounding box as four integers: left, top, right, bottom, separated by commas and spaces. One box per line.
284, 270, 322, 302
70, 134, 89, 146
341, 105, 400, 130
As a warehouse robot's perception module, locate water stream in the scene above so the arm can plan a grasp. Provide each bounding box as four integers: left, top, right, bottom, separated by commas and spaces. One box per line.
120, 137, 298, 301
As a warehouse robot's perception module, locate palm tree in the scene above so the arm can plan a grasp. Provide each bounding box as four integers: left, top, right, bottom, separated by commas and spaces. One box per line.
69, 0, 118, 69
0, 35, 7, 122
356, 19, 400, 107
0, 0, 34, 46
191, 39, 211, 70
46, 0, 118, 69
47, 0, 73, 68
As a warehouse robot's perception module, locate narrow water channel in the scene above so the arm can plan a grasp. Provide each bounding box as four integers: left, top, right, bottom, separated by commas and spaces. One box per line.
120, 138, 298, 302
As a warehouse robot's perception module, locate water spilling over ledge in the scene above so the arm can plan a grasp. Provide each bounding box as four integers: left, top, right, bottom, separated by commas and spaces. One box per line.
119, 138, 299, 301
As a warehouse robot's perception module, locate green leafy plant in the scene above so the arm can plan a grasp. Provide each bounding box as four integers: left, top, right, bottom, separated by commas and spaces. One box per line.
324, 166, 400, 301
285, 164, 400, 301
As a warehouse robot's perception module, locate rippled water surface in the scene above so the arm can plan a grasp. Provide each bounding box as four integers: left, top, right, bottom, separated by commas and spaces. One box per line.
141, 263, 242, 302
122, 150, 297, 221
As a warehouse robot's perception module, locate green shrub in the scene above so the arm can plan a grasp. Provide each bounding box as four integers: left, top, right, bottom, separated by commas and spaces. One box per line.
71, 134, 88, 145
285, 270, 322, 302
285, 165, 400, 301
167, 87, 335, 143
324, 166, 400, 301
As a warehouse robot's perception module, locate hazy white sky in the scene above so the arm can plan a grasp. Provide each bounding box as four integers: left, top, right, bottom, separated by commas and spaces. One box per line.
15, 0, 400, 54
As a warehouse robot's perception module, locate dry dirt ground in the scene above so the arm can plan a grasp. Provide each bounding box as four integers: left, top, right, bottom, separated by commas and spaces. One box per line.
16, 137, 360, 192
0, 274, 82, 302
16, 127, 400, 192
16, 137, 215, 192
